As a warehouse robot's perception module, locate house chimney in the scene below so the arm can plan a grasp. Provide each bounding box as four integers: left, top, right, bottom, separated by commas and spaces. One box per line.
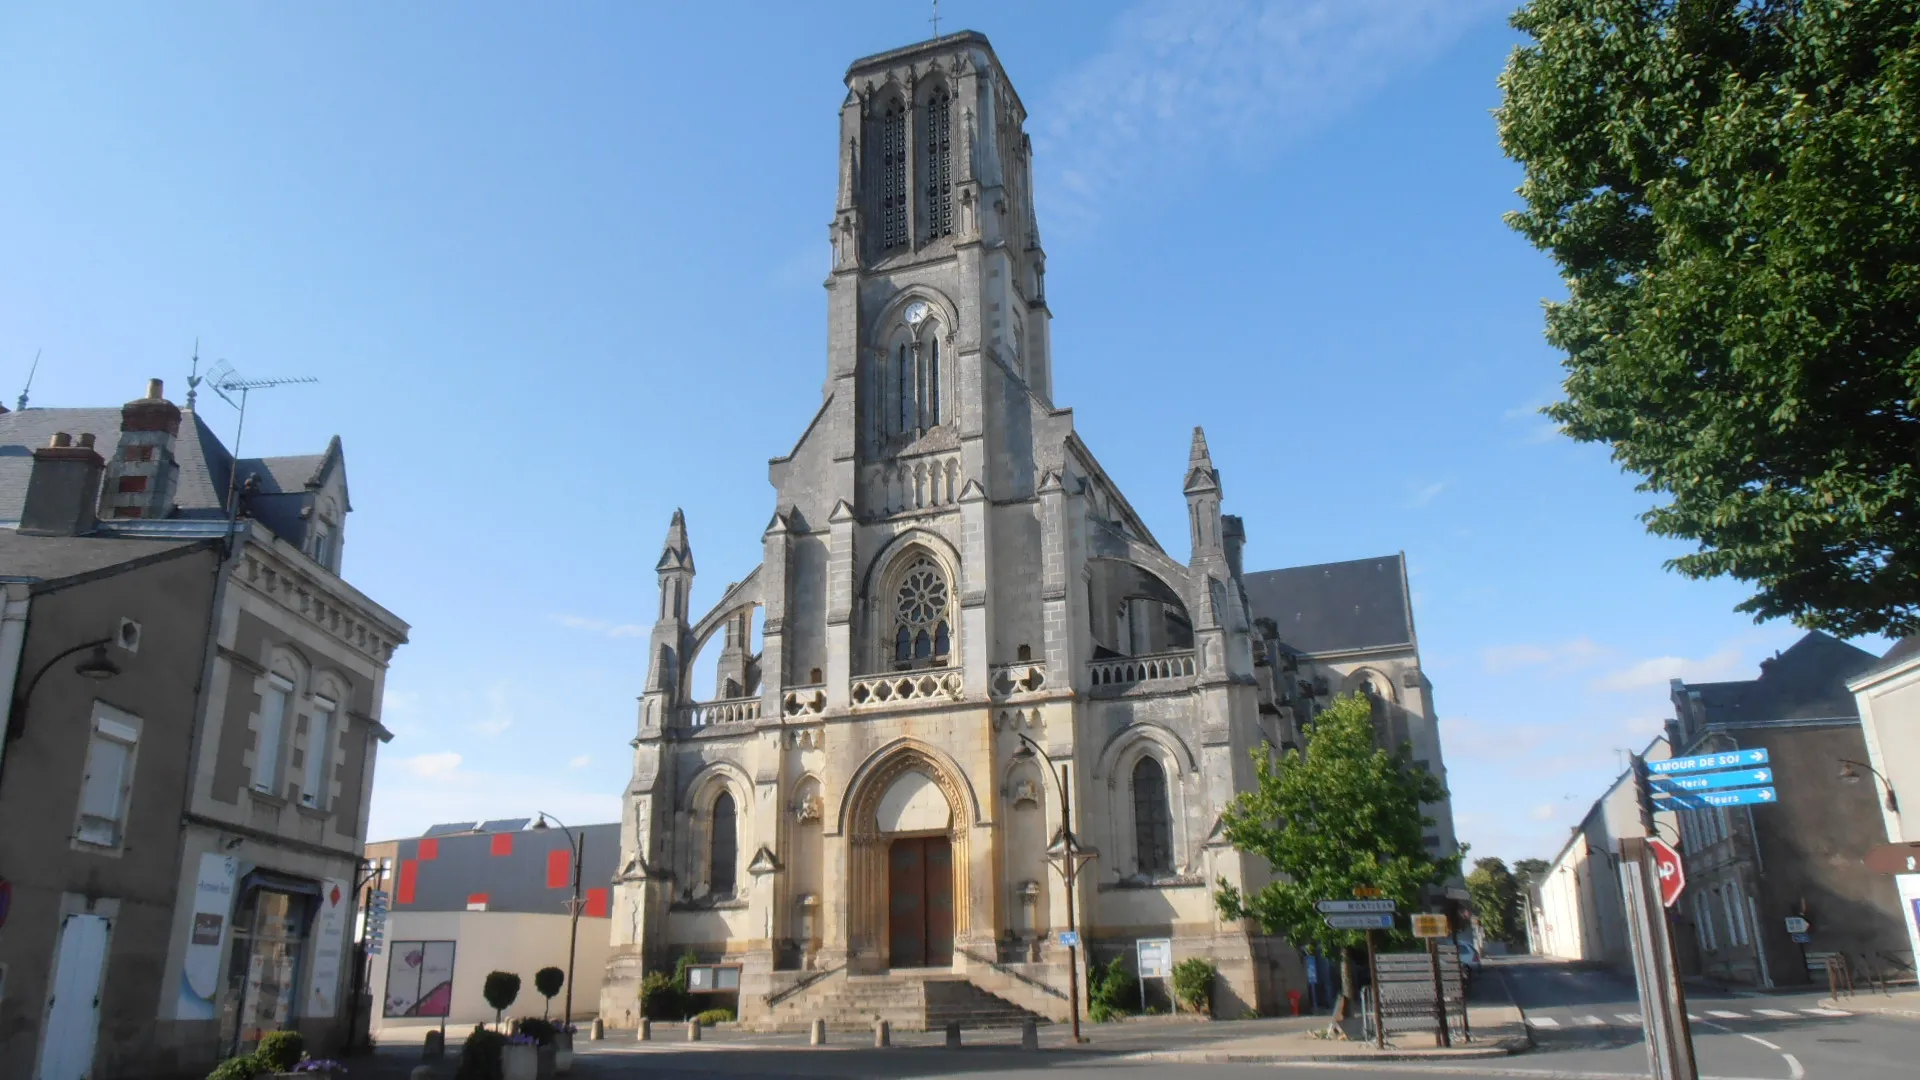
19, 431, 106, 536
99, 377, 183, 520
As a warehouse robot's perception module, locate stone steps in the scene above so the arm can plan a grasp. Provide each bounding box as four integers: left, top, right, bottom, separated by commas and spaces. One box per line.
759, 971, 1048, 1032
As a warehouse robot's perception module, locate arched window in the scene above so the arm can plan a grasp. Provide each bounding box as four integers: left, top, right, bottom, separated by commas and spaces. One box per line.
892, 554, 952, 668
896, 344, 913, 433
710, 790, 738, 896
1132, 757, 1173, 876
875, 98, 908, 251
923, 87, 952, 239
925, 338, 940, 425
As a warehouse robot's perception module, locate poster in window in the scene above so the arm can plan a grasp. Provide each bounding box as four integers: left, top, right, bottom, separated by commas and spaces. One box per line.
175, 853, 238, 1019
305, 878, 350, 1017
383, 941, 456, 1018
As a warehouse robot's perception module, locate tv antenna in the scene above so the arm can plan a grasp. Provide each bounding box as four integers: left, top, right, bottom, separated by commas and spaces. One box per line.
17, 349, 40, 412
202, 359, 318, 533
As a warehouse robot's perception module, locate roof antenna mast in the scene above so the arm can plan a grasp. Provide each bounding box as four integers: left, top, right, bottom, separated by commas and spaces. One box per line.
17, 349, 40, 412
202, 358, 318, 546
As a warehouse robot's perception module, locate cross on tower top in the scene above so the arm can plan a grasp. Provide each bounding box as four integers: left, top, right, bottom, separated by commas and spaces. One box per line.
929, 0, 941, 39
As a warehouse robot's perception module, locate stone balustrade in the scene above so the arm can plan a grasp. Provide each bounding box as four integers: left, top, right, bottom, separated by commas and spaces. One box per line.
681, 696, 762, 727
1086, 651, 1196, 694
849, 668, 964, 708
989, 661, 1048, 699
782, 685, 827, 717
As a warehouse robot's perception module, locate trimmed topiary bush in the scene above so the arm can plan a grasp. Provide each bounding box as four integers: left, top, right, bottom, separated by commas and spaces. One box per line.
255, 1031, 305, 1073
692, 1007, 735, 1025
534, 966, 565, 1018
482, 971, 521, 1029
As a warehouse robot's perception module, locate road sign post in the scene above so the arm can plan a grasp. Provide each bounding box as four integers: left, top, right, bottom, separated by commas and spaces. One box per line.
1368, 929, 1384, 1050
1619, 837, 1697, 1080
1648, 749, 1769, 775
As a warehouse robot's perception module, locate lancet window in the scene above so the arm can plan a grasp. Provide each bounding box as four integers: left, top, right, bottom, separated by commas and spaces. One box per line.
923, 86, 952, 240
872, 306, 945, 446
710, 790, 738, 896
1132, 756, 1174, 876
891, 554, 952, 668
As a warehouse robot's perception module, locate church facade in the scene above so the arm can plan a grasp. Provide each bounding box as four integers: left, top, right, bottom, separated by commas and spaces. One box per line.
601, 31, 1459, 1027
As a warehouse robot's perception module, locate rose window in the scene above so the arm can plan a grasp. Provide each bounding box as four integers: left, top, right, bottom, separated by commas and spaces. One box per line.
893, 556, 952, 665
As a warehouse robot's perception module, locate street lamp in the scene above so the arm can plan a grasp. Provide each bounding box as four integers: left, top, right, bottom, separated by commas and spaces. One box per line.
531, 812, 585, 1028
1011, 734, 1097, 1044
1838, 759, 1900, 813
1, 637, 121, 789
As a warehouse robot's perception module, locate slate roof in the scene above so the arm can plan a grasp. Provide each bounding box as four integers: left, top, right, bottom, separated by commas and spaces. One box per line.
0, 405, 332, 548
1241, 554, 1414, 657
1678, 631, 1878, 726
0, 529, 210, 584
1854, 635, 1920, 682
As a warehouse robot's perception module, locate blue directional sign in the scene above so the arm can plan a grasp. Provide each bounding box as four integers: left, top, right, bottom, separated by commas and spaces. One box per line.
1648, 749, 1769, 776
1652, 767, 1773, 793
1655, 786, 1778, 809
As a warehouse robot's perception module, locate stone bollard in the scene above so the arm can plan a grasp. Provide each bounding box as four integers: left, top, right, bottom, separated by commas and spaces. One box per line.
945, 1021, 962, 1049
422, 1029, 444, 1059
873, 1018, 890, 1047
638, 1017, 651, 1041
590, 1018, 604, 1041
411, 1068, 435, 1080
686, 1019, 703, 1042
1020, 1017, 1039, 1051
810, 1018, 827, 1046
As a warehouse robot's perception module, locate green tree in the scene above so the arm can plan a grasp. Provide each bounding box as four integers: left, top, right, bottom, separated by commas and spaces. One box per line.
1466, 857, 1523, 948
1512, 858, 1549, 889
533, 966, 565, 1019
1215, 693, 1462, 1021
1497, 0, 1920, 638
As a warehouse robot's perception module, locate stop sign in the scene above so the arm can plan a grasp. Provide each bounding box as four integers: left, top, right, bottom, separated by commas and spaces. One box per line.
1650, 838, 1686, 907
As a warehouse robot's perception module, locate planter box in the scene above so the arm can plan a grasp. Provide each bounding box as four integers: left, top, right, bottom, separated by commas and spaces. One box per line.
554, 1031, 574, 1074
501, 1043, 539, 1080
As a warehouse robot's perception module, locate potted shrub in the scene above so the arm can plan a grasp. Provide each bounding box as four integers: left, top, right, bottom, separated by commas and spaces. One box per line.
552, 1022, 577, 1074
205, 1054, 260, 1080
455, 1026, 505, 1080
291, 1059, 347, 1079
500, 1034, 540, 1080
483, 971, 522, 1031
512, 1019, 557, 1079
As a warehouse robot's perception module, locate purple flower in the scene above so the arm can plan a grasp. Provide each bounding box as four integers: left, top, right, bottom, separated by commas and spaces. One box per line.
293, 1062, 346, 1074
507, 1034, 540, 1046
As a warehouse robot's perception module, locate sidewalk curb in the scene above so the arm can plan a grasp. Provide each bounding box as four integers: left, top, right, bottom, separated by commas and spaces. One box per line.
1823, 996, 1920, 1020
1491, 967, 1537, 1052
1122, 1036, 1530, 1065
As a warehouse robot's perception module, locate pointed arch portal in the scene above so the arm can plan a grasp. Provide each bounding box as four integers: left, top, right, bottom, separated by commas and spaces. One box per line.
841, 741, 973, 970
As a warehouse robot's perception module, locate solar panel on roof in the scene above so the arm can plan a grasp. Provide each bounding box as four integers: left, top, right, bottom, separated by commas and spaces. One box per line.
479, 818, 531, 834
422, 821, 479, 837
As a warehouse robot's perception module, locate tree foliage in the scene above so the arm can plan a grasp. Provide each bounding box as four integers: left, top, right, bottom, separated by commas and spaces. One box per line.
1498, 0, 1920, 637
1466, 857, 1524, 948
482, 971, 521, 1027
1215, 693, 1462, 954
534, 966, 565, 1017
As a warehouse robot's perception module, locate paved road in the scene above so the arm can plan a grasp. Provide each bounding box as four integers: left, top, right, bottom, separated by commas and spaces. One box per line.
1482, 956, 1920, 1079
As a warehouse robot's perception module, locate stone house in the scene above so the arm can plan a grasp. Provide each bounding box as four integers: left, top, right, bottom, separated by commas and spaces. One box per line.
601, 31, 1461, 1030
0, 380, 407, 1079
1848, 637, 1920, 976
1665, 632, 1909, 986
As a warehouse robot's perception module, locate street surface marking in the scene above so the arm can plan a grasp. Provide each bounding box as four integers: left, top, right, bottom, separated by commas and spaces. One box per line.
1740, 1034, 1781, 1051
1527, 1016, 1560, 1027
1753, 1008, 1796, 1018
1576, 1014, 1607, 1026
1707, 1010, 1745, 1019
1614, 1012, 1642, 1023
1687, 1013, 1703, 1021
1800, 1007, 1850, 1016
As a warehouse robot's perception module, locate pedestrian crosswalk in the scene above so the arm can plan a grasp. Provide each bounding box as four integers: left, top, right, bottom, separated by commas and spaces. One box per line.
1526, 1005, 1849, 1031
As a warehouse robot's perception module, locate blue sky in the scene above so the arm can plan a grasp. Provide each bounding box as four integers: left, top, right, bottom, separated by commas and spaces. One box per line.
2, 1, 1883, 864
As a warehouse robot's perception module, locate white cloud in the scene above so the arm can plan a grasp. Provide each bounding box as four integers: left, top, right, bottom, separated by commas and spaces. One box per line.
569, 755, 591, 769
1405, 480, 1447, 509
552, 614, 648, 639
399, 751, 464, 780
1481, 636, 1609, 675
1589, 648, 1745, 694
473, 682, 514, 737
1530, 803, 1556, 822
1034, 0, 1505, 230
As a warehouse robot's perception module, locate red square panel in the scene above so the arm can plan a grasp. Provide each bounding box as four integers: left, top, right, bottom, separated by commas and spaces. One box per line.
467, 893, 490, 909
547, 848, 571, 889
396, 859, 418, 905
490, 832, 513, 857
585, 887, 609, 918
418, 838, 439, 860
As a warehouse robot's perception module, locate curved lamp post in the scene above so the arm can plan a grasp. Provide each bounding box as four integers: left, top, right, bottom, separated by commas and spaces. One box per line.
1, 637, 120, 789
1839, 759, 1900, 812
1011, 732, 1096, 1044
531, 812, 585, 1028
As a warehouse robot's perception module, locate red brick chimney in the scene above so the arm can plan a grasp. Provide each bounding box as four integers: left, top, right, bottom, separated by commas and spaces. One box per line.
98, 378, 182, 520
